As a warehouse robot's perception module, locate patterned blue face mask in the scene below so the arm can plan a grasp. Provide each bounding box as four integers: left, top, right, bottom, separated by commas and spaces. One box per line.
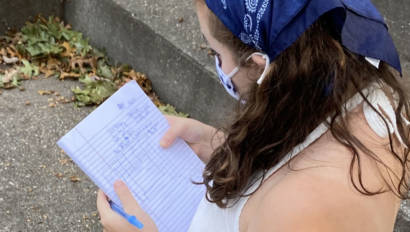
215, 52, 270, 100
215, 54, 240, 100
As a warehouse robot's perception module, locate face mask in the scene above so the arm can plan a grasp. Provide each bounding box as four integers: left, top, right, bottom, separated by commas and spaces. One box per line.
215, 52, 270, 100
215, 54, 240, 100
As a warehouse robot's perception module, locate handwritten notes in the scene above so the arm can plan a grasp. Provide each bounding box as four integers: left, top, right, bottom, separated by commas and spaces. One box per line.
57, 80, 205, 231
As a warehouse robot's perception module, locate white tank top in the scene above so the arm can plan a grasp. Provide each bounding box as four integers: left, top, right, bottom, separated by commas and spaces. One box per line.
188, 82, 409, 232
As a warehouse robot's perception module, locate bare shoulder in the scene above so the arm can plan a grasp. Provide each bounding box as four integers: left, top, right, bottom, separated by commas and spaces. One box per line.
289, 99, 406, 194
245, 103, 403, 232
246, 168, 398, 232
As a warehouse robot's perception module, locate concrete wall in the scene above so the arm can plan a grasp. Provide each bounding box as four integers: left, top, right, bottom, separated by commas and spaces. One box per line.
64, 0, 235, 126
0, 0, 64, 33
373, 0, 410, 74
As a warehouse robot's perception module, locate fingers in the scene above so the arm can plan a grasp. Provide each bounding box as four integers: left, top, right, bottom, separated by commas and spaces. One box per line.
160, 116, 186, 148
97, 189, 117, 230
98, 188, 143, 232
97, 189, 112, 216
114, 180, 142, 215
160, 128, 179, 148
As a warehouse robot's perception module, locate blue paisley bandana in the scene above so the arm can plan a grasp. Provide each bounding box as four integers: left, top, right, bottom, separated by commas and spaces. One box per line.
205, 0, 402, 74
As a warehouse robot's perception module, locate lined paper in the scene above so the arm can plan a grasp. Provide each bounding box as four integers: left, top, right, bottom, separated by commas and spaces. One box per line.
57, 80, 205, 231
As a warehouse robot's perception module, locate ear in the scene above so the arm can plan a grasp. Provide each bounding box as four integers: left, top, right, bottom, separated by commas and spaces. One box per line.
250, 53, 270, 85
251, 53, 267, 69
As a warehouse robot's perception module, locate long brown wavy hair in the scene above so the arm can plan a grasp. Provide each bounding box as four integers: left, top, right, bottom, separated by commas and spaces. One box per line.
196, 0, 410, 208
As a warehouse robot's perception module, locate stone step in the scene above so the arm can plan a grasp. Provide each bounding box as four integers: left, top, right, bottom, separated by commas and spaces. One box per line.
64, 0, 235, 126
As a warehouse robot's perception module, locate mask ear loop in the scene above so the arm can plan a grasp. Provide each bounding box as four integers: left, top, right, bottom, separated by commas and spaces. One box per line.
254, 53, 270, 85
245, 52, 271, 85
215, 55, 240, 78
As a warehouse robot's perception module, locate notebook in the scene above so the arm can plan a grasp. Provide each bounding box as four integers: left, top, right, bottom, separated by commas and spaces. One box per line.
57, 80, 205, 231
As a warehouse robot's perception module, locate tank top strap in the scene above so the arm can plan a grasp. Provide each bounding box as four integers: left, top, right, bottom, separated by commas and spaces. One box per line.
363, 84, 409, 148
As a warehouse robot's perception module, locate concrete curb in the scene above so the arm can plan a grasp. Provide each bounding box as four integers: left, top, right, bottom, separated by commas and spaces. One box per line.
64, 0, 235, 126
0, 0, 64, 33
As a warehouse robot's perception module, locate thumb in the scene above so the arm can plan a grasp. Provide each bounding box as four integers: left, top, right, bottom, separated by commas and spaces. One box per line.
160, 128, 179, 148
114, 180, 141, 214
160, 116, 183, 148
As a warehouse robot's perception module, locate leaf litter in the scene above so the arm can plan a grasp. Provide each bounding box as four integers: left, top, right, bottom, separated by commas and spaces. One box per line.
0, 15, 187, 117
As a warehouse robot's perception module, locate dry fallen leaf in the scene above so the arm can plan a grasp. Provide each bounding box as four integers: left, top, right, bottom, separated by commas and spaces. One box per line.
38, 90, 54, 95
6, 46, 20, 60
200, 43, 207, 49
0, 16, 189, 117
208, 48, 216, 56
59, 159, 73, 165
70, 176, 81, 182
39, 67, 56, 78
0, 48, 7, 58
2, 56, 19, 64
61, 41, 75, 57
55, 173, 64, 178
150, 93, 162, 107
56, 96, 68, 103
2, 69, 18, 83
59, 72, 81, 80
70, 57, 95, 74
0, 68, 20, 89
123, 70, 152, 94
47, 58, 61, 70
159, 104, 189, 117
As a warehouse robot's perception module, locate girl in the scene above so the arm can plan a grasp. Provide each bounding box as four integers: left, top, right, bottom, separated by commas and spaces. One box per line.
97, 0, 410, 231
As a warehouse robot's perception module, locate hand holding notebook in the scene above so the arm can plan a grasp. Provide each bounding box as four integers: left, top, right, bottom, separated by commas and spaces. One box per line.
57, 80, 205, 232
97, 181, 153, 231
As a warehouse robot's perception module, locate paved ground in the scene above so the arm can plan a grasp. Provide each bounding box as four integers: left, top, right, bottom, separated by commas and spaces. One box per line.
0, 77, 101, 231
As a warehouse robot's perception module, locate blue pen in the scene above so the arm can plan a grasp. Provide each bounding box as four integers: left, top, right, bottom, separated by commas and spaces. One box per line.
110, 201, 144, 229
